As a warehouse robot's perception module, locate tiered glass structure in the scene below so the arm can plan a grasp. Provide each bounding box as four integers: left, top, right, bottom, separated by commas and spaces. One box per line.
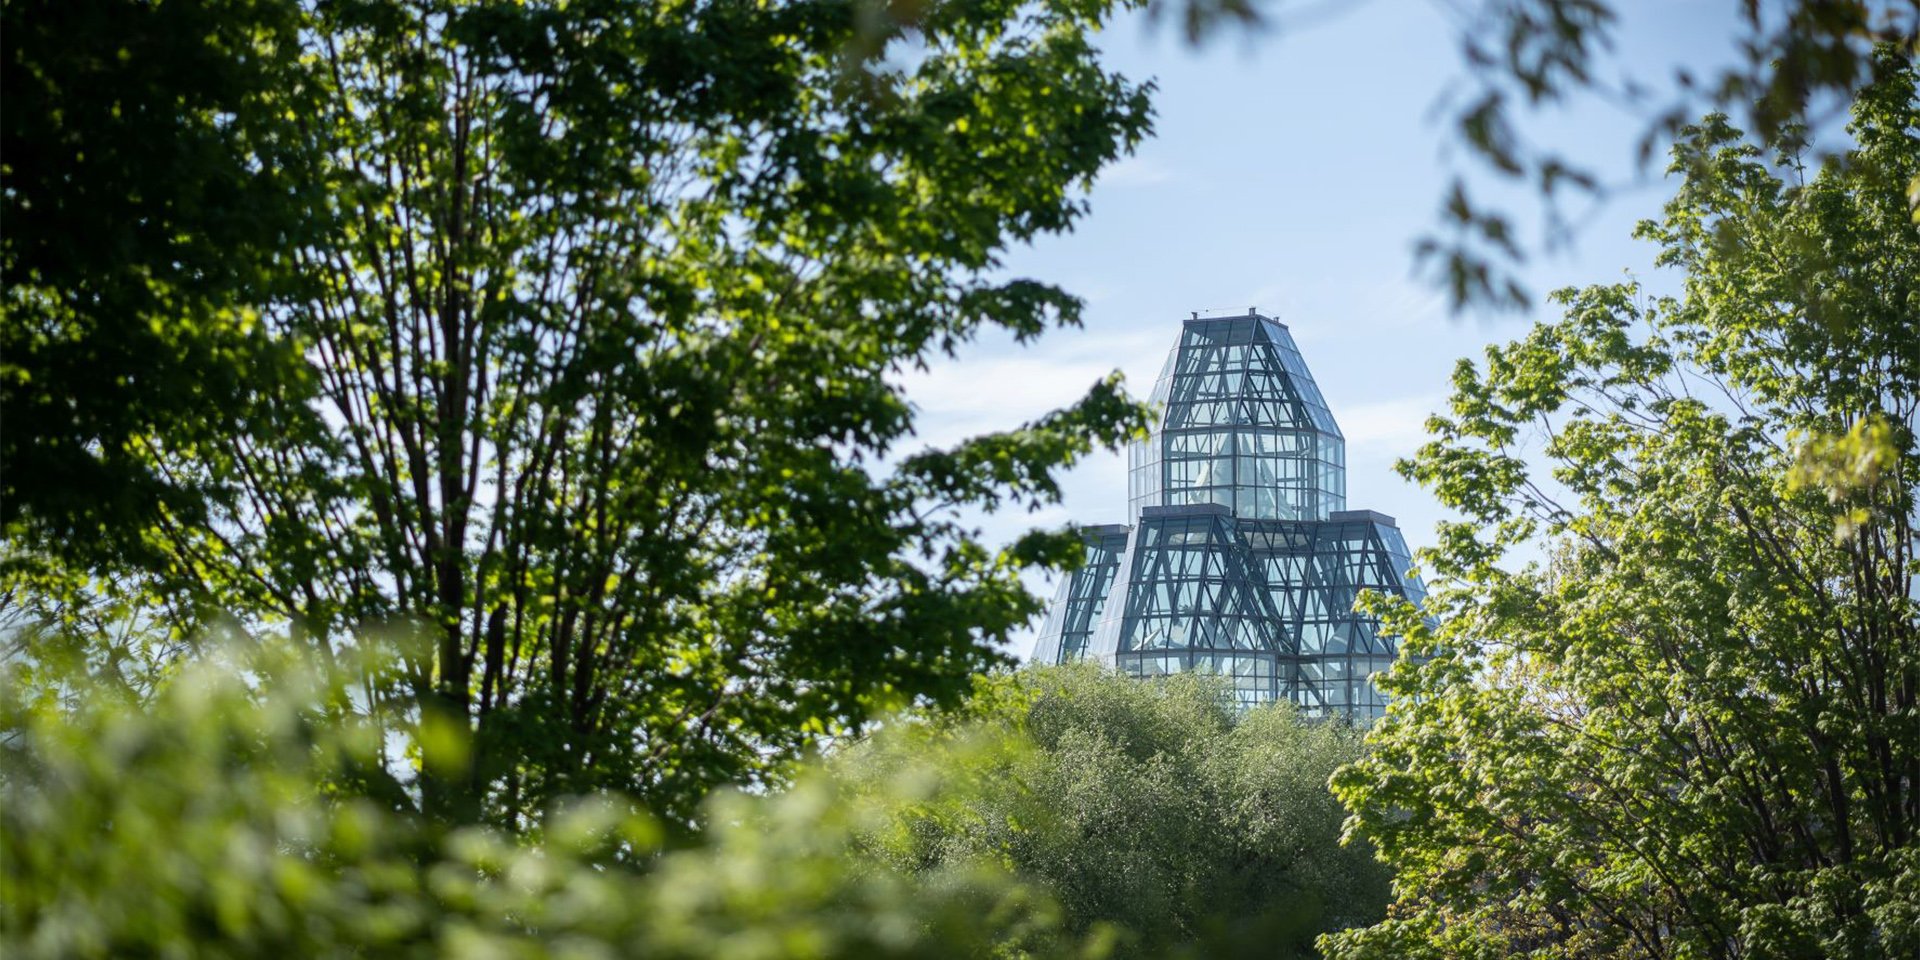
1033, 312, 1424, 720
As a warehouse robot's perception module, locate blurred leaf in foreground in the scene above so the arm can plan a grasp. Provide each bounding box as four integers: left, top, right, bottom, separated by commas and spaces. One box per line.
0, 642, 1082, 959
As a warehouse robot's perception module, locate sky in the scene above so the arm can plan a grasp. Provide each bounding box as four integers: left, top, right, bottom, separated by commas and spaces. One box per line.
891, 0, 1770, 656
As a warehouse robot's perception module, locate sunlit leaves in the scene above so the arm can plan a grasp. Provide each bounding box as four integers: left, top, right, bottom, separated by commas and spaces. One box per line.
1789, 416, 1903, 541
5, 0, 1158, 828
0, 644, 1081, 959
1326, 54, 1920, 960
835, 664, 1388, 959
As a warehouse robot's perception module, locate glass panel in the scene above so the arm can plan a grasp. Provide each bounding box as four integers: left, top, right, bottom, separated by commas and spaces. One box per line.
1041, 314, 1434, 720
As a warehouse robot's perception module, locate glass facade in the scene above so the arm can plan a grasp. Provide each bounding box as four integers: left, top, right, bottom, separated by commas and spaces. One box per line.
1033, 313, 1425, 721
1127, 315, 1344, 523
1030, 525, 1130, 665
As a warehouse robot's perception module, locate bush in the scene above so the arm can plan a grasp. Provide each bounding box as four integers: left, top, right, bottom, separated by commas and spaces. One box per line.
835, 663, 1391, 959
0, 644, 1077, 959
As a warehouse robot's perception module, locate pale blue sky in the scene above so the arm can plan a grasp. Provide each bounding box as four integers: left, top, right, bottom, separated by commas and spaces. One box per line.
894, 0, 1767, 654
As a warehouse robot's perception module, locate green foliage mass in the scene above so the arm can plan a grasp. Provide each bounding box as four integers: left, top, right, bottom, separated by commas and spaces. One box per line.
2, 0, 1157, 827
1323, 50, 1920, 960
2, 646, 1390, 958
1, 644, 1081, 959
13, 3, 1917, 955
835, 663, 1390, 959
1, 0, 321, 554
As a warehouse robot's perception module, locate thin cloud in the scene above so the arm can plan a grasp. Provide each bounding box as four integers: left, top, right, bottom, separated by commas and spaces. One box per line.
1099, 154, 1176, 188
896, 356, 1125, 450
1338, 393, 1443, 457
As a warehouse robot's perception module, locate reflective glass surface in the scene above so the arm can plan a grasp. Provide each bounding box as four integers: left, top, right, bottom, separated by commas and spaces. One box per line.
1037, 313, 1425, 722
1031, 525, 1131, 664
1128, 316, 1345, 523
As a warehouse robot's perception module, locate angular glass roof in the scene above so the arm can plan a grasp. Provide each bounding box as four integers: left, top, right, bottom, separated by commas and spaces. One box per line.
1034, 311, 1427, 721
1129, 313, 1346, 523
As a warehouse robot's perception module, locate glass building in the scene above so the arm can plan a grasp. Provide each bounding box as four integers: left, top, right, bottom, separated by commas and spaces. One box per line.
1032, 312, 1425, 720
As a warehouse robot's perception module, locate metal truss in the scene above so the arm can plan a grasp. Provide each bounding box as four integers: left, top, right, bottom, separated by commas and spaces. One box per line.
1034, 313, 1426, 721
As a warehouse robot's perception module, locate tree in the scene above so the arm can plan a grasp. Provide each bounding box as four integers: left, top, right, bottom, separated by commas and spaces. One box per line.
1, 0, 321, 558
2, 0, 1156, 826
1323, 51, 1920, 960
837, 664, 1391, 959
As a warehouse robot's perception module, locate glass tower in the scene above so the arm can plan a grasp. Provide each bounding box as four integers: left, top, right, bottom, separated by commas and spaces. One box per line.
1033, 312, 1424, 720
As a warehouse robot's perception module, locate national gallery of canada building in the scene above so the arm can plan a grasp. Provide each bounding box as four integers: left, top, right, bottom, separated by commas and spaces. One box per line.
1032, 312, 1425, 721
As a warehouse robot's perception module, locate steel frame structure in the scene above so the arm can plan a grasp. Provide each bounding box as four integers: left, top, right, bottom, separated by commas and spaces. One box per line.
1033, 313, 1424, 719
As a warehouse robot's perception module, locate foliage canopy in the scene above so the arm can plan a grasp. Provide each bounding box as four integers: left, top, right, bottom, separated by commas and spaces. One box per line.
1325, 51, 1920, 960
838, 664, 1391, 959
0, 643, 1080, 959
1, 0, 319, 551
2, 0, 1156, 826
2, 647, 1393, 958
